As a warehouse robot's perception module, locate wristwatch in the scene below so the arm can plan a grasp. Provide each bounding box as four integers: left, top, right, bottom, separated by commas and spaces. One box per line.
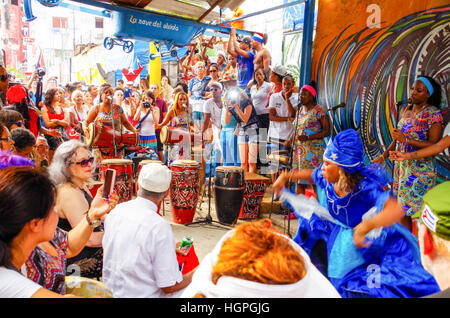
86, 213, 101, 228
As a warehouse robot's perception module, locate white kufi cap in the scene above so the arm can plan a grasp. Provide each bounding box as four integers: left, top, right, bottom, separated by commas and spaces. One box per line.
138, 163, 172, 193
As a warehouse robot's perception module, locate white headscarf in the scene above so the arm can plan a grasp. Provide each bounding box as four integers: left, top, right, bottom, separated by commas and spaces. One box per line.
180, 230, 340, 298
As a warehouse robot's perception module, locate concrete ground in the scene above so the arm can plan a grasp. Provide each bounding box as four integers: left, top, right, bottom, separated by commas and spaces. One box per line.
161, 184, 299, 262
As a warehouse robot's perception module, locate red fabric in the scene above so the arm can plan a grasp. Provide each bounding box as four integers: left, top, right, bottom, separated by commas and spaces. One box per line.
28, 107, 40, 137
176, 244, 199, 275
45, 105, 65, 120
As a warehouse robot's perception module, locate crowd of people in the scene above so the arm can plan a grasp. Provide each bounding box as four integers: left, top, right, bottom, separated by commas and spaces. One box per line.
0, 26, 449, 298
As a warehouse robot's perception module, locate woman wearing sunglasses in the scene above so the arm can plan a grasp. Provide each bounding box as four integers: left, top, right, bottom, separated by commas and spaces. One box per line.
41, 140, 119, 285
0, 123, 15, 152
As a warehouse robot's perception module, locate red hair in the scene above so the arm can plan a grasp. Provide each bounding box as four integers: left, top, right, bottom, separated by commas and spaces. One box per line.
211, 218, 306, 285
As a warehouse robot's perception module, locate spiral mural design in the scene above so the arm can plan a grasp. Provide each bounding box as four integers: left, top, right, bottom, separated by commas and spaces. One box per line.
315, 5, 450, 180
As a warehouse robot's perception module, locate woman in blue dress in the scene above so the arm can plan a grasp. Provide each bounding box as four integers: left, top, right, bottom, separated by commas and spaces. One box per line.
273, 129, 440, 298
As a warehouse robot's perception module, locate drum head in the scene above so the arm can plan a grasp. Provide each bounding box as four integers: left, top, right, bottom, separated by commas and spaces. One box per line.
171, 159, 200, 168
244, 172, 269, 181
101, 159, 133, 165
160, 126, 168, 144
215, 166, 244, 172
86, 123, 97, 147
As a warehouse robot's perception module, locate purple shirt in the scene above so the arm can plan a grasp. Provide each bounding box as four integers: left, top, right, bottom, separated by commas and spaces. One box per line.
155, 97, 168, 132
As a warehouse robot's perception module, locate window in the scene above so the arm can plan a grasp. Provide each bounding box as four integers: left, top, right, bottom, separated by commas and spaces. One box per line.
52, 17, 68, 29
95, 17, 104, 29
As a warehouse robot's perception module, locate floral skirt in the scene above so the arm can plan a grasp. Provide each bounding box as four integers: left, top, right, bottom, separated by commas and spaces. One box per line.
393, 158, 437, 217
292, 140, 325, 184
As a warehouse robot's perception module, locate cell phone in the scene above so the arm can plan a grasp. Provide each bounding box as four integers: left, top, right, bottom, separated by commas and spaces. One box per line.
103, 169, 116, 199
124, 89, 132, 99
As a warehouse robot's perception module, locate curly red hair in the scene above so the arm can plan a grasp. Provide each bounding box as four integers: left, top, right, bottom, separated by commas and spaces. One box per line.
211, 218, 306, 285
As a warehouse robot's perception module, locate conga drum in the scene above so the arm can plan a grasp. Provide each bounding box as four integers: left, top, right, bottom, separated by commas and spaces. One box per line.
239, 172, 269, 219
101, 159, 133, 203
86, 180, 103, 198
87, 122, 138, 148
169, 160, 201, 224
65, 276, 113, 298
214, 166, 245, 225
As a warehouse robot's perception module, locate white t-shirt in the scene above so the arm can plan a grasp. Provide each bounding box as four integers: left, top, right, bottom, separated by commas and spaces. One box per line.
138, 109, 156, 137
70, 104, 90, 122
268, 92, 297, 140
250, 81, 271, 115
203, 98, 223, 130
102, 197, 183, 298
0, 267, 42, 298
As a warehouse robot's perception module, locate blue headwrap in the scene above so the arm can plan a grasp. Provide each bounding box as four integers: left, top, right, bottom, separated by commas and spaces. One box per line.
416, 77, 434, 96
323, 129, 392, 187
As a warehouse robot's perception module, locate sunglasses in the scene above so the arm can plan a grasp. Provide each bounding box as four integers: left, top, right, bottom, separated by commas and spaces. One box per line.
210, 70, 218, 73
0, 136, 12, 142
9, 121, 25, 127
71, 157, 94, 167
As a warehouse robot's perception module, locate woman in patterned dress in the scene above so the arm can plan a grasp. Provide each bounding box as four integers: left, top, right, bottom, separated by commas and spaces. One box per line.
287, 81, 330, 195
375, 76, 443, 231
84, 86, 137, 165
156, 91, 194, 165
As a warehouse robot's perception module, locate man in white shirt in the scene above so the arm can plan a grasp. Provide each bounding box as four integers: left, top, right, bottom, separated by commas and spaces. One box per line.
202, 81, 224, 166
268, 75, 297, 180
102, 163, 194, 298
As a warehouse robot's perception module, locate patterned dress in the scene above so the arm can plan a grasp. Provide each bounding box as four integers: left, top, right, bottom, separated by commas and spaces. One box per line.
25, 227, 69, 295
166, 110, 192, 165
292, 104, 327, 183
393, 106, 443, 217
91, 104, 124, 167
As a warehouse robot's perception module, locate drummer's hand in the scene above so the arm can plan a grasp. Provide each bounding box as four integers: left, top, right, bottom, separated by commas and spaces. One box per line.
272, 171, 288, 196
89, 186, 119, 220
283, 139, 292, 148
353, 220, 373, 249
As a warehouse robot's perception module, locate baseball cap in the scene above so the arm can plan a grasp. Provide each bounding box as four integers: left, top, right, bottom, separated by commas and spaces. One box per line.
238, 36, 252, 47
138, 163, 172, 193
209, 81, 223, 91
271, 64, 287, 77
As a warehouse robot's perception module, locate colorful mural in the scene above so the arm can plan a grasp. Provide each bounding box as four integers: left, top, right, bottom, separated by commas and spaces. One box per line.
312, 1, 449, 180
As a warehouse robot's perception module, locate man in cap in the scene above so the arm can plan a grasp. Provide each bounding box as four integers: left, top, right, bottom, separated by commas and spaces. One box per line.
227, 27, 255, 92
417, 181, 450, 296
202, 81, 224, 167
102, 163, 194, 297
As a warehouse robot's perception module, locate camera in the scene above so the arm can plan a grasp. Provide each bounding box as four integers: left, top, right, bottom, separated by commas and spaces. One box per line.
143, 101, 151, 108
37, 67, 46, 78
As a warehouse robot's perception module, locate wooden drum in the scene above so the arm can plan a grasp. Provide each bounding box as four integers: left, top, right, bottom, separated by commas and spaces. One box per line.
101, 159, 133, 203
238, 172, 269, 220
214, 166, 245, 225
169, 160, 201, 224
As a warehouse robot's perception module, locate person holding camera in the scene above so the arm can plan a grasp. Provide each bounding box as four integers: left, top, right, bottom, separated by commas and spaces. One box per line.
224, 88, 259, 173
134, 91, 160, 157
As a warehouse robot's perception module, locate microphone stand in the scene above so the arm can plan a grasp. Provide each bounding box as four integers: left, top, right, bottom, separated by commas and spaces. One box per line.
110, 97, 118, 158
184, 133, 231, 230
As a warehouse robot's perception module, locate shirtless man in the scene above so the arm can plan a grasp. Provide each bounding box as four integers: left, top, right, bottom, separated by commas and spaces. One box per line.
252, 33, 271, 76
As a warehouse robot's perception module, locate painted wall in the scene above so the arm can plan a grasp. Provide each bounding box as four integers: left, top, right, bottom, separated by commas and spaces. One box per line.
311, 0, 449, 180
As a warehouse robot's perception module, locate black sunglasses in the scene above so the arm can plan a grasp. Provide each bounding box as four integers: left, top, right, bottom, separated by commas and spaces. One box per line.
0, 136, 12, 142
71, 157, 94, 167
9, 121, 25, 127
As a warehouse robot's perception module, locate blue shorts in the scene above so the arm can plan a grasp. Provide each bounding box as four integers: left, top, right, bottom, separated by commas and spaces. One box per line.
237, 123, 258, 145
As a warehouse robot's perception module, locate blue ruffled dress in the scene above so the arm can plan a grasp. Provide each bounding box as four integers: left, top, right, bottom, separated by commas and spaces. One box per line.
286, 166, 441, 298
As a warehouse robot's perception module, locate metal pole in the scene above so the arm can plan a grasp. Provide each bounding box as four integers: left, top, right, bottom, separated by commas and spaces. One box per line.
216, 0, 307, 25
299, 0, 315, 86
